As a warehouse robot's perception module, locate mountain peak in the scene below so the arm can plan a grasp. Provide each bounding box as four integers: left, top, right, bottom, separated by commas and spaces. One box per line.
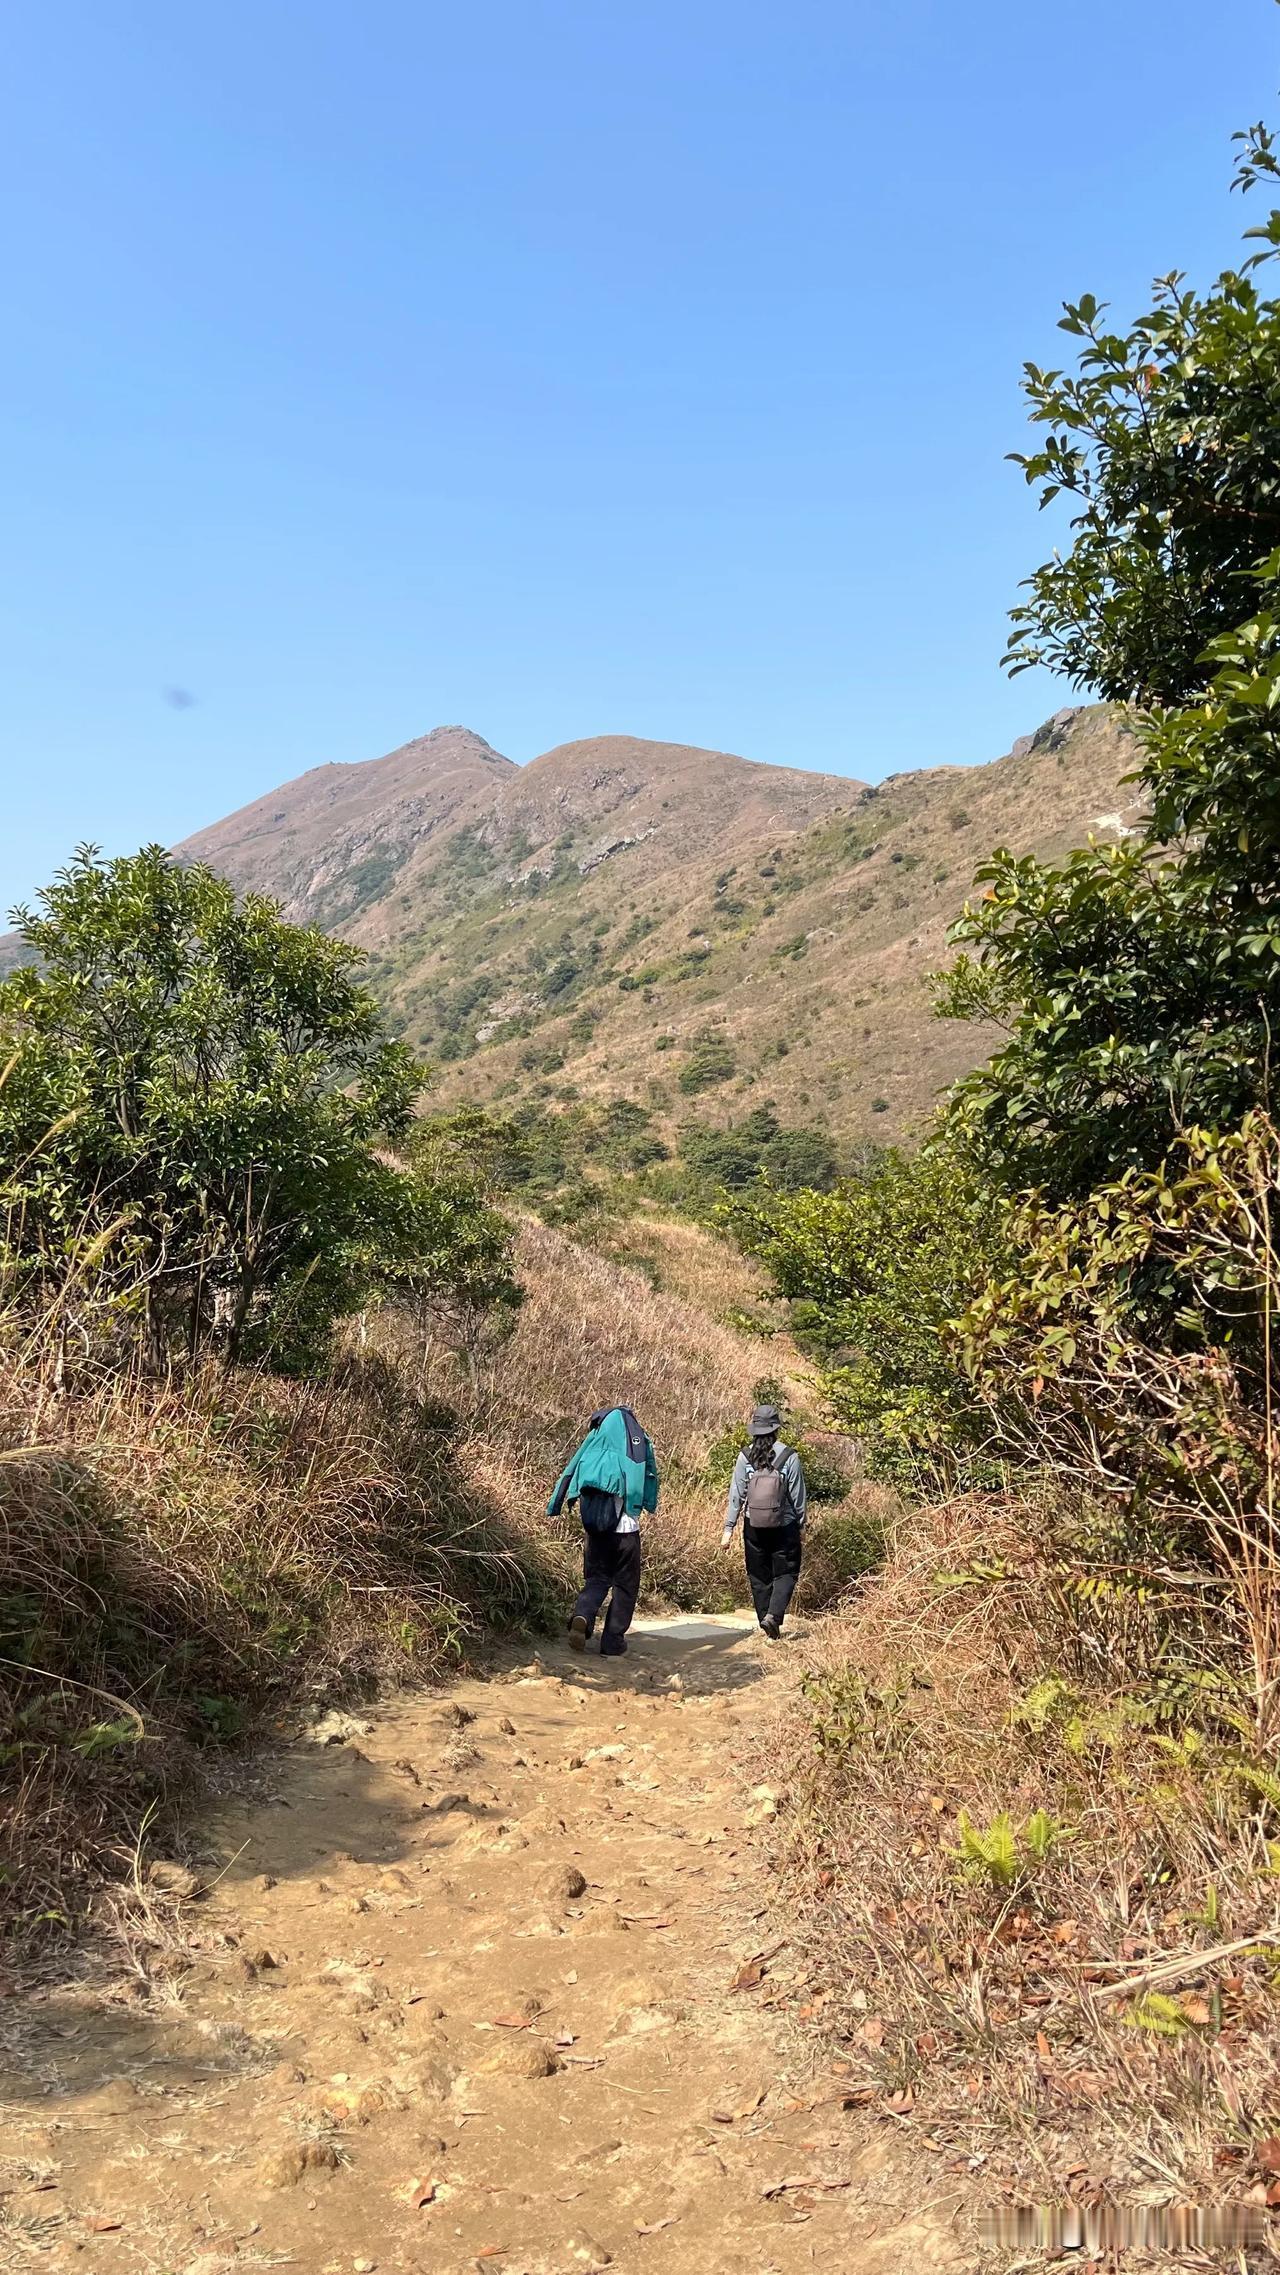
173, 723, 512, 929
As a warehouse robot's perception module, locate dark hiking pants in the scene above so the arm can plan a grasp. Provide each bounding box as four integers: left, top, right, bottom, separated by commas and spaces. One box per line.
743, 1520, 803, 1629
573, 1530, 642, 1654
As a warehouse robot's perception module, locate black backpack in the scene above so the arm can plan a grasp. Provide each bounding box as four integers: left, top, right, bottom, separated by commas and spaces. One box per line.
579, 1486, 624, 1535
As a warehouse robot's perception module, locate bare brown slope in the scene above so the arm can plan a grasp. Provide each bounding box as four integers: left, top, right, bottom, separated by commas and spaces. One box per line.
335, 733, 865, 957
173, 723, 514, 931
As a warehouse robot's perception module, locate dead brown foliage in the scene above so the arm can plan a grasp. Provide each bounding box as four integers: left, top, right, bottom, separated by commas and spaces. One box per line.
762, 1492, 1280, 2233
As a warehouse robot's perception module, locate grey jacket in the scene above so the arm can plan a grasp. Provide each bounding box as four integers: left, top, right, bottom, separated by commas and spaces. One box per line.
724, 1442, 807, 1537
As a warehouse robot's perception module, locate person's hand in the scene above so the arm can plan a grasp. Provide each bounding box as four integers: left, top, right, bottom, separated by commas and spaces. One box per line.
720, 1527, 735, 1552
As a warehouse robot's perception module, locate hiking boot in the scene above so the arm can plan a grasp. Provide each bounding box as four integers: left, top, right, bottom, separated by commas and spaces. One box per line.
760, 1612, 781, 1640
567, 1614, 589, 1652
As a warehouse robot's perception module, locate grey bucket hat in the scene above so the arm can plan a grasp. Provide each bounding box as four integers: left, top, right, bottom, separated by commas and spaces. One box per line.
750, 1403, 782, 1436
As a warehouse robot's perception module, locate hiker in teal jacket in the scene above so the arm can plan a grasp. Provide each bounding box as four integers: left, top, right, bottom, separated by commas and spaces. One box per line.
548, 1405, 659, 1657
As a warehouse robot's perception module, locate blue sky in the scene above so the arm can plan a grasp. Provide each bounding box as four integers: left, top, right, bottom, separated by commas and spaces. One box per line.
2, 0, 1277, 913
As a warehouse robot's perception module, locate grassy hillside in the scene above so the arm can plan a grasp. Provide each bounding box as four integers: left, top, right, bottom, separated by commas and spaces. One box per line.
385, 705, 1136, 1144
151, 704, 1141, 1144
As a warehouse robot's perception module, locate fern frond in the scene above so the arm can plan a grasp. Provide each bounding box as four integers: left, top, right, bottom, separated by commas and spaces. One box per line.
1124, 1990, 1189, 2037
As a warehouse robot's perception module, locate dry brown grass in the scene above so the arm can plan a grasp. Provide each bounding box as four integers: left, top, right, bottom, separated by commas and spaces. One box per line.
600, 1206, 782, 1319
0, 1207, 873, 1949
503, 1214, 767, 1465
447, 1213, 880, 1611
422, 1213, 784, 1610
761, 1493, 1280, 2240
0, 1336, 568, 1949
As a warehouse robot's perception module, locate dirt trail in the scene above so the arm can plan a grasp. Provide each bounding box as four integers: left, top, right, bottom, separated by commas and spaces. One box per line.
1, 1618, 968, 2275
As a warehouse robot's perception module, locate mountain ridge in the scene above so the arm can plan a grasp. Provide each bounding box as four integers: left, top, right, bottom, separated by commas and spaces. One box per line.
1, 705, 1142, 1138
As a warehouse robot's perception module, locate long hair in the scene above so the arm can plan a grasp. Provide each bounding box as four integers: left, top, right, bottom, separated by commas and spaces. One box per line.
747, 1430, 778, 1471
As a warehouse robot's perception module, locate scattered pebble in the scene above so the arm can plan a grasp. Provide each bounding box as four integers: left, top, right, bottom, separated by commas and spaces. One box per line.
148, 1860, 200, 1898
565, 2232, 612, 2269
477, 2036, 558, 2078
257, 2140, 341, 2189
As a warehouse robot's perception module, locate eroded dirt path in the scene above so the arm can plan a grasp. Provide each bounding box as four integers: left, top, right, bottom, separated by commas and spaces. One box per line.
1, 1618, 967, 2275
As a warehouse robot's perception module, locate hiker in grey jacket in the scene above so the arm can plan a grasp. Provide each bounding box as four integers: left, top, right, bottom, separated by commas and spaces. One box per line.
721, 1402, 806, 1639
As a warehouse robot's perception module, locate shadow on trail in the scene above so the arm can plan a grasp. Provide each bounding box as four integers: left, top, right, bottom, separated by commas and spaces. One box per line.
534, 1613, 768, 1699
0, 1983, 285, 2110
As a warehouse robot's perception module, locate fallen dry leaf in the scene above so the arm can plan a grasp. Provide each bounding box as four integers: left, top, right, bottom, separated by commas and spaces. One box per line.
1035, 2030, 1052, 2061
859, 2015, 885, 2049
731, 1958, 765, 1991
1180, 1994, 1213, 2026
491, 2011, 535, 2030
1258, 2136, 1280, 2173
636, 2216, 679, 2235
87, 2217, 124, 2234
404, 2177, 437, 2209
884, 2087, 915, 2117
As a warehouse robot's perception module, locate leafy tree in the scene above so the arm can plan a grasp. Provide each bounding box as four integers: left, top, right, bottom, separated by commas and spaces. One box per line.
410, 1104, 535, 1196
730, 118, 1280, 1494
941, 128, 1280, 1201
680, 1110, 841, 1195
724, 1141, 1004, 1485
1005, 122, 1280, 704
0, 847, 511, 1367
942, 555, 1280, 1202
592, 1099, 669, 1172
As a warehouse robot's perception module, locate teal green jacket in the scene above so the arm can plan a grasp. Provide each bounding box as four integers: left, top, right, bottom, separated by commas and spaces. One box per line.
547, 1407, 660, 1520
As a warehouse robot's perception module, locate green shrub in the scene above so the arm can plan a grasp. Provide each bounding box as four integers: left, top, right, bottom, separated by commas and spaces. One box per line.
724, 1139, 1004, 1487
678, 1034, 735, 1093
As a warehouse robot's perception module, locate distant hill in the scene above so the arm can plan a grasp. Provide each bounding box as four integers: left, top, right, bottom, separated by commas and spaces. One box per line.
4, 704, 1142, 1140
180, 704, 1140, 1140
